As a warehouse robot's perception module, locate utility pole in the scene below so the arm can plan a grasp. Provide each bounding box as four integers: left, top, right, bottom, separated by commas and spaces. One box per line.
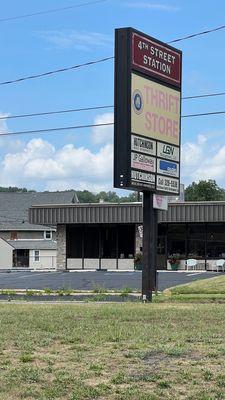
142, 191, 157, 301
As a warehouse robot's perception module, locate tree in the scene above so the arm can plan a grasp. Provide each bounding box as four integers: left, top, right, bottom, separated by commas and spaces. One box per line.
76, 190, 140, 203
96, 191, 120, 203
185, 180, 225, 201
76, 190, 97, 203
0, 186, 36, 192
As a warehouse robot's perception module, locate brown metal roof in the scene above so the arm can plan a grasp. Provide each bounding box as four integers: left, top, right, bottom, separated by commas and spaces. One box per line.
29, 203, 143, 225
29, 201, 225, 225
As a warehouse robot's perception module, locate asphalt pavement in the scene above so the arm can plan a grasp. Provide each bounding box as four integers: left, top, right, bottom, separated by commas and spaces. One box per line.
0, 270, 219, 291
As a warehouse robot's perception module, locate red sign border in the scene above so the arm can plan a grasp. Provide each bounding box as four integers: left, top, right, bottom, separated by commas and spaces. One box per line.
132, 32, 181, 88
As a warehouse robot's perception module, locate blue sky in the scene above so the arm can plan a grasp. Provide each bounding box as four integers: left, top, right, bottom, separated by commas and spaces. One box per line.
1, 0, 225, 192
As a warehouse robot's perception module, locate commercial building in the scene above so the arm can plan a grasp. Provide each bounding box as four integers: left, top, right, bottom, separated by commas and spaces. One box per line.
29, 200, 225, 271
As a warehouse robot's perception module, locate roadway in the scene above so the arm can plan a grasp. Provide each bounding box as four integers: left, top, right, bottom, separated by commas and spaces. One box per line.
0, 270, 219, 291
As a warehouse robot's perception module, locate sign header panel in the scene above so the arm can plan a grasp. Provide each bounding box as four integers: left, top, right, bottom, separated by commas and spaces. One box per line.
132, 32, 181, 88
131, 73, 180, 146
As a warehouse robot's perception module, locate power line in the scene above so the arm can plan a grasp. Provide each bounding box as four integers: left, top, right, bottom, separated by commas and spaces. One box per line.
2, 21, 225, 86
1, 109, 225, 137
0, 56, 114, 86
169, 23, 225, 43
0, 122, 113, 137
0, 0, 107, 22
182, 91, 225, 100
2, 89, 225, 121
182, 110, 225, 118
0, 105, 113, 120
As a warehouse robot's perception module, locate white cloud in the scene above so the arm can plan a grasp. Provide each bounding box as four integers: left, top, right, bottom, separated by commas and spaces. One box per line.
181, 134, 205, 168
181, 134, 225, 188
92, 112, 114, 144
38, 30, 113, 51
0, 113, 24, 151
0, 138, 113, 191
124, 2, 179, 11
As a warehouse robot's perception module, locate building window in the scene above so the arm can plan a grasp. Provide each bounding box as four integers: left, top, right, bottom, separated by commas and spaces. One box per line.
118, 225, 135, 259
101, 227, 117, 259
34, 250, 40, 262
167, 224, 186, 258
187, 224, 205, 259
67, 226, 83, 258
206, 223, 225, 258
44, 231, 52, 240
84, 227, 100, 258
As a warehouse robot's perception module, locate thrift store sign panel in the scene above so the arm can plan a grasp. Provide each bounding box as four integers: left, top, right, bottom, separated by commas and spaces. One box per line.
131, 74, 180, 146
114, 27, 182, 194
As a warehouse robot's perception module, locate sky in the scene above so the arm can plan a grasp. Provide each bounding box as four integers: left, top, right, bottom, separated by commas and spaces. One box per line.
1, 0, 225, 193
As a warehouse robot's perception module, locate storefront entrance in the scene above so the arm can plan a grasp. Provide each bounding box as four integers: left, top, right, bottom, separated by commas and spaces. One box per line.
66, 224, 135, 270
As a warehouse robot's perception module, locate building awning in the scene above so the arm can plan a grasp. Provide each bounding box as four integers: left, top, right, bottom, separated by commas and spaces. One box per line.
29, 201, 225, 225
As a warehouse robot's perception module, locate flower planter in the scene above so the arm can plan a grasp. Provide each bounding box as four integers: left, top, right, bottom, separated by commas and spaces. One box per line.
171, 264, 179, 271
134, 263, 142, 271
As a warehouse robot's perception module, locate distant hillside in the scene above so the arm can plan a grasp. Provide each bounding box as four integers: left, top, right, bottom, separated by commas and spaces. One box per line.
0, 186, 36, 193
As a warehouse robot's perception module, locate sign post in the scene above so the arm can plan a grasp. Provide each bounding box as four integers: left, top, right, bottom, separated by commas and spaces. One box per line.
142, 192, 157, 301
114, 28, 182, 301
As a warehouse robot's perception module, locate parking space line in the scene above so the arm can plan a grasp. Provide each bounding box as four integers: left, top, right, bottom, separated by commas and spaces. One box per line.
186, 272, 207, 276
16, 272, 52, 279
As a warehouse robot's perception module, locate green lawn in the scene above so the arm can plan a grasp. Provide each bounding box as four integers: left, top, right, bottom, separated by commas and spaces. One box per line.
166, 275, 225, 295
1, 303, 225, 399
159, 275, 225, 304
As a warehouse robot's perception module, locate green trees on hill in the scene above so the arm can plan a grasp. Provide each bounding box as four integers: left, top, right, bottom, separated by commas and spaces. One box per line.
185, 180, 225, 201
2, 180, 225, 202
76, 190, 140, 203
0, 186, 36, 193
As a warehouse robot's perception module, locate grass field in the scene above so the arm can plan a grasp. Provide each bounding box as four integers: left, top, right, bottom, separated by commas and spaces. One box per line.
166, 275, 225, 295
161, 275, 225, 303
1, 303, 225, 399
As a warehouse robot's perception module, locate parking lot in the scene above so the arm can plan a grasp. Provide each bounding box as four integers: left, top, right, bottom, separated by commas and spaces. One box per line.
0, 270, 219, 291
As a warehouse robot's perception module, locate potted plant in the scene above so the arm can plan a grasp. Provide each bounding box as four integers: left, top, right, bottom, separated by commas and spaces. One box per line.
168, 254, 180, 271
134, 252, 143, 270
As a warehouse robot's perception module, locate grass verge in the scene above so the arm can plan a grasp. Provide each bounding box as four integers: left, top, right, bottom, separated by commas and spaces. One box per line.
1, 302, 225, 399
158, 275, 225, 303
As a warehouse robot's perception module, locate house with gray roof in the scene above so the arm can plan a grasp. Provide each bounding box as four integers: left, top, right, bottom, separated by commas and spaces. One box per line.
0, 191, 77, 269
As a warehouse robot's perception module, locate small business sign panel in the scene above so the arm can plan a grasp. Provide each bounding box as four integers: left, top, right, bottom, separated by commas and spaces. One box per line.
114, 27, 182, 195
156, 175, 179, 193
157, 142, 179, 162
131, 135, 156, 156
157, 159, 179, 177
153, 194, 168, 210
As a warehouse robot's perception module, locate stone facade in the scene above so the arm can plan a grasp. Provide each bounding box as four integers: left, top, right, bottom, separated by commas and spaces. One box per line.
57, 225, 66, 270
135, 224, 143, 254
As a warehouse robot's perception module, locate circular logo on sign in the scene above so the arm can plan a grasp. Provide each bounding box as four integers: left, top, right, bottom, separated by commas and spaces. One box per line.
132, 90, 143, 114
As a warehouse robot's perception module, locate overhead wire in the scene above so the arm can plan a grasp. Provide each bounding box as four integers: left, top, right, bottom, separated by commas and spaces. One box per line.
0, 105, 114, 120
0, 56, 114, 86
2, 88, 225, 120
0, 0, 108, 22
2, 109, 225, 137
1, 21, 225, 86
168, 23, 225, 43
0, 122, 114, 137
